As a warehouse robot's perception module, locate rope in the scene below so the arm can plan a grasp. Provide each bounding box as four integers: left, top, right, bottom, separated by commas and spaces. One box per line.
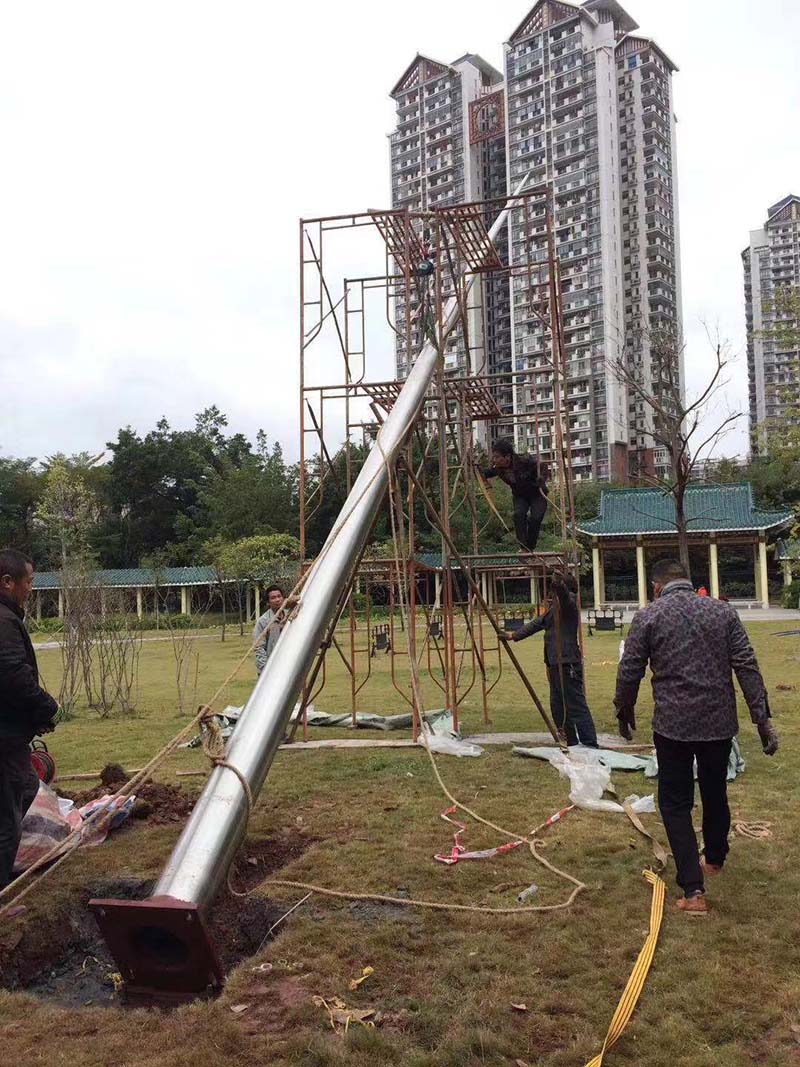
583, 870, 666, 1067
199, 712, 253, 819
734, 821, 772, 840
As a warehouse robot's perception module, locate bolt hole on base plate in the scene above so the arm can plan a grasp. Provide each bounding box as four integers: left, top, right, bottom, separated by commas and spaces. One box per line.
89, 896, 223, 1002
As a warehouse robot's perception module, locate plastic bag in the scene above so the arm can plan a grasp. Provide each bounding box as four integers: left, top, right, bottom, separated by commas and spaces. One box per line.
518, 748, 655, 814
419, 733, 483, 758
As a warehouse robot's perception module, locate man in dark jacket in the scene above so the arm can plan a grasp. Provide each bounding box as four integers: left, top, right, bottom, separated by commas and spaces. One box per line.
614, 558, 777, 915
501, 571, 598, 747
482, 438, 548, 552
0, 549, 59, 889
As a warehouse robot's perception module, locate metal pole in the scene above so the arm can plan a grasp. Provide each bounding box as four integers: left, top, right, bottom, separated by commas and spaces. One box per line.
91, 175, 533, 999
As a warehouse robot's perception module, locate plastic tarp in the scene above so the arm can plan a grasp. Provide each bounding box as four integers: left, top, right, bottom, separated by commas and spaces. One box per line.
514, 745, 651, 773
180, 705, 457, 748
513, 745, 655, 814
643, 736, 746, 782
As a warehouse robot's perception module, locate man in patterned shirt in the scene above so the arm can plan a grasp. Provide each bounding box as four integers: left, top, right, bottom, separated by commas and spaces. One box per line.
614, 558, 778, 915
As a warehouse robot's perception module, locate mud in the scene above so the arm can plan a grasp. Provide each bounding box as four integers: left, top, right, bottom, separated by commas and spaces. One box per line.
0, 833, 316, 1010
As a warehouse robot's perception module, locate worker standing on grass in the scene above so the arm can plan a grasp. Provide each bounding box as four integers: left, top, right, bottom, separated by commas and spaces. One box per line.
614, 558, 778, 916
481, 438, 548, 552
500, 571, 598, 748
0, 549, 59, 890
253, 584, 286, 675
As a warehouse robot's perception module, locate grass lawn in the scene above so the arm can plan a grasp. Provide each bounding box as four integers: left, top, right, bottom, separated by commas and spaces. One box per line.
1, 621, 799, 1066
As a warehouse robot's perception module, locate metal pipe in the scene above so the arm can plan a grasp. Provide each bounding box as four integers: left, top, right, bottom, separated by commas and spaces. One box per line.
90, 174, 531, 999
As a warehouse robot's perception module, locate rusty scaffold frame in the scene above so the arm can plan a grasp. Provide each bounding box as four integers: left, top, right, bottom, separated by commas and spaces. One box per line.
297, 185, 580, 740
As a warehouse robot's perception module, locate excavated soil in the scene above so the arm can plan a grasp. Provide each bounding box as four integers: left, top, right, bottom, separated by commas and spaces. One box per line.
61, 764, 198, 825
0, 832, 316, 1009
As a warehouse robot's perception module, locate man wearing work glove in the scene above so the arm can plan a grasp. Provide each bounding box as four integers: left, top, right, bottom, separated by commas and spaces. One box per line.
500, 570, 598, 747
614, 558, 776, 916
0, 549, 59, 890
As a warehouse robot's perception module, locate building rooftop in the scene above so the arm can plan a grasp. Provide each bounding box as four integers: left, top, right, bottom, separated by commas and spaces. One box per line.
31, 564, 297, 591
390, 54, 453, 98
451, 53, 504, 85
767, 194, 800, 220
578, 484, 793, 539
582, 0, 638, 35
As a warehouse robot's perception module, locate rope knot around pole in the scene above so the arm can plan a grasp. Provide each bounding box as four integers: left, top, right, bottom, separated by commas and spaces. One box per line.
200, 707, 254, 819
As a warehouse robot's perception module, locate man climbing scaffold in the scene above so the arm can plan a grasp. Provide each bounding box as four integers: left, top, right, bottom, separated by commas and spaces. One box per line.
480, 437, 549, 552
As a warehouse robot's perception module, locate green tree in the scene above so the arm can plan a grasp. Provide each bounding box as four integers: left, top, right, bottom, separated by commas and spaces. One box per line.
0, 456, 44, 554
101, 408, 257, 566
212, 533, 301, 635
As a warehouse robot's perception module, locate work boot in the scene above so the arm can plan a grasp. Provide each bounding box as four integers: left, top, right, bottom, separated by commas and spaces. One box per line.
701, 860, 723, 876
675, 892, 707, 916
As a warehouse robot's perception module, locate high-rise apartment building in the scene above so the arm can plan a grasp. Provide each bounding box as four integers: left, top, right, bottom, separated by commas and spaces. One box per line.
389, 53, 513, 436
387, 0, 682, 480
505, 0, 681, 481
743, 194, 800, 452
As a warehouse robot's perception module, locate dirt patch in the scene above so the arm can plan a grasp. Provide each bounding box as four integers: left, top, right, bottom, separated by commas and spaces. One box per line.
0, 834, 316, 1010
0, 876, 151, 1009
61, 766, 198, 826
233, 975, 312, 1037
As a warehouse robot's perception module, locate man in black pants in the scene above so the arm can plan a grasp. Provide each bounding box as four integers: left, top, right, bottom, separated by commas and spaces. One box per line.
614, 558, 777, 915
0, 549, 59, 891
501, 571, 598, 747
482, 438, 548, 552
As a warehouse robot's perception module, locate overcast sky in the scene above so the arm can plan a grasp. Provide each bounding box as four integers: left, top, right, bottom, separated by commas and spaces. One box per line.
1, 0, 798, 464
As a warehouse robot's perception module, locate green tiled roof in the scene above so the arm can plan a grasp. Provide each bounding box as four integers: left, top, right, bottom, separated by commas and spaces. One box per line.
578, 484, 793, 539
34, 566, 221, 590
776, 538, 800, 561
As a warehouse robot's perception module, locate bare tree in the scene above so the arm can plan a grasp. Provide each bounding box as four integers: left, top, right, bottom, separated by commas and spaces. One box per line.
92, 589, 142, 716
36, 460, 100, 717
158, 584, 210, 716
612, 326, 742, 577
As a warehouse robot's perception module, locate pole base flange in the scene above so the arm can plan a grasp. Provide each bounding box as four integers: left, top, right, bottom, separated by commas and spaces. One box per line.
89, 894, 223, 1001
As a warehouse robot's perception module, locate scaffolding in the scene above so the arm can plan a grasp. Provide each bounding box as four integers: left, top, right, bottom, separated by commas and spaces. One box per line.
298, 186, 580, 737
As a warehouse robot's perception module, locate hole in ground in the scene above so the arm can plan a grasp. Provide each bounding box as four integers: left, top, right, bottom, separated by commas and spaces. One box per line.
0, 832, 315, 1009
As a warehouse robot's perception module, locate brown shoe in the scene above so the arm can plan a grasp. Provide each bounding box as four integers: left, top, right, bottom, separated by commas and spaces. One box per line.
676, 894, 707, 916
701, 860, 723, 876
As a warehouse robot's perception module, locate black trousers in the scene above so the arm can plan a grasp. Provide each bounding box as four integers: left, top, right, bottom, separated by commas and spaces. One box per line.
0, 741, 39, 889
512, 492, 548, 551
547, 663, 598, 747
654, 732, 733, 896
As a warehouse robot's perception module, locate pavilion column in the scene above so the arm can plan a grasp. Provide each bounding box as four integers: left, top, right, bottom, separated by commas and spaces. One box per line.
784, 561, 794, 588
136, 588, 143, 620
753, 544, 761, 604
636, 540, 647, 609
36, 592, 42, 623
58, 590, 64, 619
255, 584, 261, 620
709, 539, 720, 599
434, 572, 442, 610
529, 576, 536, 605
758, 537, 769, 609
592, 542, 602, 607
181, 585, 189, 616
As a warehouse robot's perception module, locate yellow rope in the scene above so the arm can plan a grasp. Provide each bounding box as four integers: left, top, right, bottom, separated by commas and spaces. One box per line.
583, 870, 666, 1067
